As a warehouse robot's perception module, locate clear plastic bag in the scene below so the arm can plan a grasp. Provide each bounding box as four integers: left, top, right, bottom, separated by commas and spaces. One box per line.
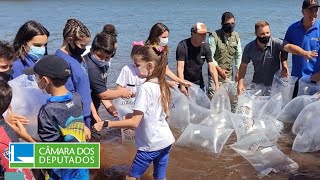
9, 75, 50, 139
258, 93, 283, 119
260, 116, 284, 133
188, 83, 210, 108
176, 123, 234, 154
113, 97, 135, 119
230, 133, 299, 177
270, 71, 298, 106
297, 76, 320, 96
168, 87, 190, 130
199, 110, 234, 129
236, 91, 269, 118
230, 114, 280, 141
292, 100, 320, 135
209, 86, 231, 114
221, 81, 238, 113
189, 102, 214, 124
277, 94, 319, 123
292, 123, 320, 152
112, 97, 135, 144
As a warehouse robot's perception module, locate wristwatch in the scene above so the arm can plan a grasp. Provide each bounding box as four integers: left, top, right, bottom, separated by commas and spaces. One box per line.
103, 120, 109, 129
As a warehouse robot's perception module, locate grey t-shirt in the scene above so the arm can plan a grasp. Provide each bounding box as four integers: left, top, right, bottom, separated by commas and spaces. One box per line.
241, 37, 286, 86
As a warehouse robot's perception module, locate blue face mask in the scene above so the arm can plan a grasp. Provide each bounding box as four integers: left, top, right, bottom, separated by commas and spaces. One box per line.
91, 54, 111, 67
27, 44, 46, 61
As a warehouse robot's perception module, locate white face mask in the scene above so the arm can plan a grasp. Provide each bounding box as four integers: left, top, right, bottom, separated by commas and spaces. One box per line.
159, 37, 169, 47
92, 54, 111, 67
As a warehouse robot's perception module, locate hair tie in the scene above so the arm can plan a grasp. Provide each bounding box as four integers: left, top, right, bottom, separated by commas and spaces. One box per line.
132, 41, 144, 46
152, 45, 164, 55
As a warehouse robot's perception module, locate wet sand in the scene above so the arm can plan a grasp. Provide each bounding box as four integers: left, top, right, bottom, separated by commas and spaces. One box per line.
90, 110, 320, 180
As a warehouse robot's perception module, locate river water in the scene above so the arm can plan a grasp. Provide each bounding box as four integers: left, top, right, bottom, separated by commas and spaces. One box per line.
1, 0, 319, 179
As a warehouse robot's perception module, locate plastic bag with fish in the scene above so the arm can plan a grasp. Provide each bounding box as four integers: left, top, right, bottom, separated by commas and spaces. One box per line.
260, 115, 284, 133
189, 102, 214, 124
113, 97, 136, 144
247, 83, 270, 96
292, 100, 320, 135
277, 94, 319, 123
297, 76, 320, 96
188, 83, 210, 108
176, 123, 234, 154
230, 133, 299, 177
209, 86, 231, 114
270, 70, 298, 106
221, 81, 238, 113
236, 90, 269, 118
258, 93, 283, 119
230, 114, 280, 141
9, 75, 50, 140
292, 113, 320, 152
199, 110, 234, 129
168, 86, 190, 130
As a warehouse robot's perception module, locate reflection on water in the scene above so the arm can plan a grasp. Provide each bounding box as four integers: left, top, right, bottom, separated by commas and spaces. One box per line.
90, 110, 320, 180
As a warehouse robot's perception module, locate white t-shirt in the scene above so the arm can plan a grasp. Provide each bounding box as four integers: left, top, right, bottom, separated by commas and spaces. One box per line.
116, 64, 146, 94
133, 80, 175, 151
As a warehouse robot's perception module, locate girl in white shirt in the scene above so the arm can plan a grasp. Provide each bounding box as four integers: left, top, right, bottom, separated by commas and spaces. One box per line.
94, 45, 175, 180
116, 42, 146, 95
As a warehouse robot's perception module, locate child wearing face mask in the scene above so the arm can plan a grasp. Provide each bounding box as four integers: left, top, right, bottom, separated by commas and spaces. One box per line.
83, 32, 132, 121
24, 55, 90, 180
116, 42, 146, 95
94, 45, 175, 180
145, 22, 190, 87
0, 40, 30, 130
55, 18, 101, 128
12, 20, 49, 79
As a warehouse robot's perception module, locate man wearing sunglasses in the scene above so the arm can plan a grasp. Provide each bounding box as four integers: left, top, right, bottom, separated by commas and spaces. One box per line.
207, 12, 242, 99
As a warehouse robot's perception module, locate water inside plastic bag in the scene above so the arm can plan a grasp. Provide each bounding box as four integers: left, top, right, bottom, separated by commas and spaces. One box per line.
236, 90, 269, 118
297, 76, 320, 96
258, 93, 283, 119
230, 114, 280, 141
9, 75, 50, 140
176, 123, 234, 154
189, 102, 214, 124
292, 100, 320, 135
112, 97, 135, 144
230, 133, 299, 177
210, 86, 231, 114
270, 71, 298, 106
277, 94, 319, 123
168, 87, 190, 130
188, 83, 210, 109
199, 110, 233, 129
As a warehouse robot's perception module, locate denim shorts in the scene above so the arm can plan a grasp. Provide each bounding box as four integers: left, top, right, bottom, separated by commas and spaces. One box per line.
129, 145, 172, 180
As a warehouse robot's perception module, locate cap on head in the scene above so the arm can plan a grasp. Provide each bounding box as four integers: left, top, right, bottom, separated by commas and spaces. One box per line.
24, 55, 71, 79
302, 0, 320, 9
191, 22, 208, 34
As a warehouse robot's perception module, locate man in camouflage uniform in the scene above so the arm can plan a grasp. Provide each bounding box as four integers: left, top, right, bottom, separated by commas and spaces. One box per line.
207, 12, 242, 99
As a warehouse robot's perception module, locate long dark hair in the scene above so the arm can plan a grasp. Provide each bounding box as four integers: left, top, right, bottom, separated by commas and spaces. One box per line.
132, 45, 171, 117
13, 20, 49, 61
146, 23, 169, 52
